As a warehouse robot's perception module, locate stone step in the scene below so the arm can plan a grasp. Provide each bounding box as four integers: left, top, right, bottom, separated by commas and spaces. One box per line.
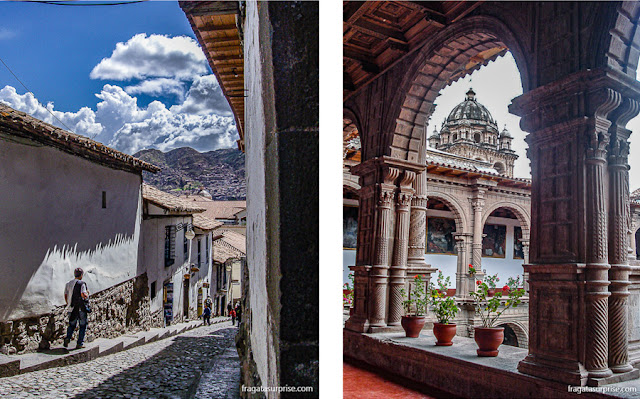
92, 338, 124, 358
0, 356, 20, 378
0, 317, 230, 378
20, 345, 99, 374
120, 335, 146, 351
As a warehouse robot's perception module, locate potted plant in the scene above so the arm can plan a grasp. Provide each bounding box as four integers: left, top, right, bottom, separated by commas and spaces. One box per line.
484, 273, 499, 296
428, 270, 459, 346
343, 273, 354, 314
470, 275, 525, 356
400, 274, 428, 337
468, 263, 477, 275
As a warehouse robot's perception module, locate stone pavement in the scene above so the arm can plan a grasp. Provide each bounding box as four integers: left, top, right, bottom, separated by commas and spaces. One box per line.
0, 321, 239, 399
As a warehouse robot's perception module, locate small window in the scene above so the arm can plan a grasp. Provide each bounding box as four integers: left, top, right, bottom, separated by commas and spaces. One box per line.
184, 231, 188, 257
165, 225, 176, 267
150, 281, 156, 300
197, 239, 202, 266
453, 133, 457, 141
474, 133, 481, 143
102, 191, 107, 208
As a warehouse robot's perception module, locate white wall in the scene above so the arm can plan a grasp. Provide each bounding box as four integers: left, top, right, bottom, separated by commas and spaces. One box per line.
0, 139, 143, 321
141, 215, 191, 320
245, 0, 274, 390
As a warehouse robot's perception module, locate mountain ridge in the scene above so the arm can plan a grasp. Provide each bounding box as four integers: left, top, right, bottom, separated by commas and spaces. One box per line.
134, 146, 246, 200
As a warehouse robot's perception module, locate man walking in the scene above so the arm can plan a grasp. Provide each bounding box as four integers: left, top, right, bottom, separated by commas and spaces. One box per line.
63, 268, 90, 349
235, 303, 242, 325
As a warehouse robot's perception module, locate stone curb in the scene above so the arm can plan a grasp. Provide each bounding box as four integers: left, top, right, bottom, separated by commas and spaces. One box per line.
0, 317, 231, 378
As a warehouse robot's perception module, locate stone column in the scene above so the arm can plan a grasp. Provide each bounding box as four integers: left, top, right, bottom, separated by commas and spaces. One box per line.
471, 190, 485, 269
407, 171, 428, 270
454, 233, 472, 297
369, 169, 399, 328
511, 71, 638, 386
454, 234, 466, 297
608, 140, 632, 373
521, 239, 530, 293
629, 226, 637, 263
388, 172, 415, 326
584, 130, 613, 379
607, 97, 639, 374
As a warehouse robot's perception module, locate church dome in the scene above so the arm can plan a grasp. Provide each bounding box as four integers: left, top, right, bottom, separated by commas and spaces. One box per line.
198, 189, 213, 199
445, 88, 497, 128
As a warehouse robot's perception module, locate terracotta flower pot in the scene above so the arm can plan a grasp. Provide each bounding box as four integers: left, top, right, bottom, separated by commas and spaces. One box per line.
433, 323, 456, 346
401, 315, 426, 338
474, 327, 504, 357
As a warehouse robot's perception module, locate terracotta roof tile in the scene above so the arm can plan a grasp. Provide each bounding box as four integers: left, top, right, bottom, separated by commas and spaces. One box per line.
143, 184, 206, 213
0, 103, 159, 173
193, 213, 223, 231
212, 230, 245, 263
178, 196, 246, 220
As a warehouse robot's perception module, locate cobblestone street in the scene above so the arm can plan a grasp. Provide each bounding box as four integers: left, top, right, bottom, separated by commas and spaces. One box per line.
0, 322, 239, 399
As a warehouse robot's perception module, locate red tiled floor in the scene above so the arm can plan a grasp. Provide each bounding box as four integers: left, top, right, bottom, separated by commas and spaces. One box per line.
343, 362, 436, 399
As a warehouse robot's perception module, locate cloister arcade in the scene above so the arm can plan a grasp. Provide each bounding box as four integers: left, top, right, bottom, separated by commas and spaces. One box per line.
343, 1, 640, 391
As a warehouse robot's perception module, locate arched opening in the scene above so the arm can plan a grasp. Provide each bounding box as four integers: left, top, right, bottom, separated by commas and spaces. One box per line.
494, 162, 505, 174
481, 207, 528, 285
499, 323, 519, 347
474, 133, 481, 143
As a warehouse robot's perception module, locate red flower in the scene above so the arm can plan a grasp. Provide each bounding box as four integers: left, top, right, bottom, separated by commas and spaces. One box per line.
502, 285, 509, 291
468, 264, 473, 268
414, 275, 419, 279
476, 280, 481, 285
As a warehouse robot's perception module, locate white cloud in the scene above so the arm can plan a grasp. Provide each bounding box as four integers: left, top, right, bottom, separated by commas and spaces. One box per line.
90, 33, 208, 81
0, 84, 237, 155
110, 112, 236, 155
171, 74, 232, 116
125, 78, 185, 100
0, 86, 103, 139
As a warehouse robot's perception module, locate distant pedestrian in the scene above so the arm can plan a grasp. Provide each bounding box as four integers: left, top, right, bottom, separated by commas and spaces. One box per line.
227, 302, 232, 316
204, 296, 212, 310
230, 308, 236, 325
235, 303, 242, 325
63, 268, 90, 349
202, 306, 211, 326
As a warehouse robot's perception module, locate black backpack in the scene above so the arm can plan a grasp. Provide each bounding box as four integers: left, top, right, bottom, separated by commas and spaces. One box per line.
71, 281, 91, 313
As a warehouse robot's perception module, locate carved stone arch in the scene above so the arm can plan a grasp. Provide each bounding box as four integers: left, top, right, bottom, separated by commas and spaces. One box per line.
606, 2, 640, 78
497, 321, 529, 349
343, 107, 362, 138
481, 201, 531, 240
384, 15, 531, 162
425, 191, 470, 234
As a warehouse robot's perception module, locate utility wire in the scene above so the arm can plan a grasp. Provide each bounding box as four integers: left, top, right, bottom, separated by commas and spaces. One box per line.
23, 1, 148, 6
0, 55, 77, 135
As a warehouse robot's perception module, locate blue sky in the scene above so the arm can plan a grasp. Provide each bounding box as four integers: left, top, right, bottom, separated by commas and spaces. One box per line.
0, 1, 237, 154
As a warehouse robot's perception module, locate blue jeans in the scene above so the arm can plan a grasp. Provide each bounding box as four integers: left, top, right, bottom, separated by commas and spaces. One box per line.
66, 309, 88, 345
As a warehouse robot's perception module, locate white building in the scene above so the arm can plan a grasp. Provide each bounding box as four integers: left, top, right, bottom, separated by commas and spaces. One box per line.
141, 184, 215, 325
0, 103, 159, 321
212, 229, 245, 315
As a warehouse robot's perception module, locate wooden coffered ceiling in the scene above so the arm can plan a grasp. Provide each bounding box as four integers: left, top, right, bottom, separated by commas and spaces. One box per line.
180, 1, 245, 151
344, 1, 491, 100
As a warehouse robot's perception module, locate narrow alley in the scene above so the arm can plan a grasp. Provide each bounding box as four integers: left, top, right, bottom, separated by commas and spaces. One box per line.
0, 322, 239, 399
